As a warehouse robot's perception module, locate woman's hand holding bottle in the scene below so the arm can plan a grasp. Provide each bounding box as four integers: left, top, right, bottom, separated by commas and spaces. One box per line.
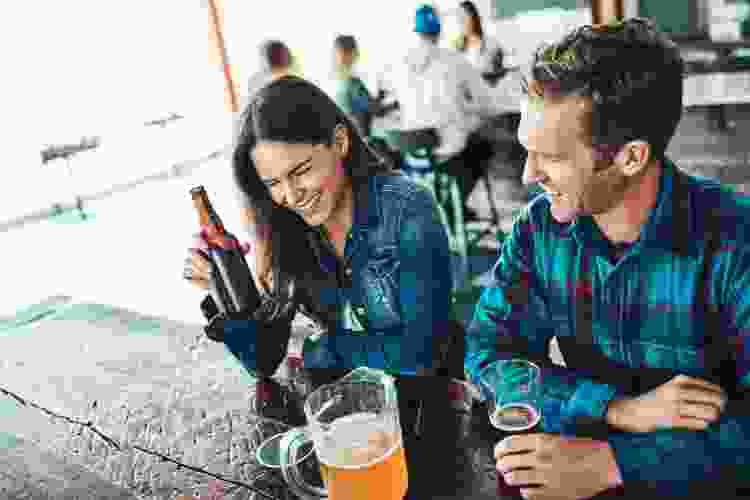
183, 231, 252, 291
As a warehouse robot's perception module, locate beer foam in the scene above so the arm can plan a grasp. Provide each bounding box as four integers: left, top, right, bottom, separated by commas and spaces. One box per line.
490, 402, 541, 432
317, 412, 402, 469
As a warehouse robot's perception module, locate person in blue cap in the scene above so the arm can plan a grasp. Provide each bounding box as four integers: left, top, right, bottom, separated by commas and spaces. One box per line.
379, 4, 517, 221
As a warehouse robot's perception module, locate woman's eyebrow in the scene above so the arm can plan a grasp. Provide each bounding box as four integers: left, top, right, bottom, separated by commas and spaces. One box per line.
262, 156, 313, 183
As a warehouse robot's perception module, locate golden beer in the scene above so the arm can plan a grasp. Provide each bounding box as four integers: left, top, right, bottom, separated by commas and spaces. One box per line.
317, 414, 408, 500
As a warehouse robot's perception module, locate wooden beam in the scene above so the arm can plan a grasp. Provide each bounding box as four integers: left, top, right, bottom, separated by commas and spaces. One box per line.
591, 0, 624, 24
206, 0, 239, 113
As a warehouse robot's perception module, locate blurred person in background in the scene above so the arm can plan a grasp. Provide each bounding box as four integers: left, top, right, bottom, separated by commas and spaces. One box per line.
379, 4, 516, 220
186, 76, 467, 498
331, 34, 402, 168
455, 0, 504, 75
247, 39, 296, 96
331, 34, 377, 137
234, 40, 296, 145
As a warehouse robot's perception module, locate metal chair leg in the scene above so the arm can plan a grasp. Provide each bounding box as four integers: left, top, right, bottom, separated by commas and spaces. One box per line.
448, 177, 468, 290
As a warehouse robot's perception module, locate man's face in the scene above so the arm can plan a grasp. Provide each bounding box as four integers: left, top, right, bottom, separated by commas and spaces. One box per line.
334, 48, 355, 69
461, 10, 474, 35
517, 95, 628, 224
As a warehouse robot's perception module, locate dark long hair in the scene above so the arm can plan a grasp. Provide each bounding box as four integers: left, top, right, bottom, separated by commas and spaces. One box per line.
457, 1, 484, 52
233, 76, 392, 331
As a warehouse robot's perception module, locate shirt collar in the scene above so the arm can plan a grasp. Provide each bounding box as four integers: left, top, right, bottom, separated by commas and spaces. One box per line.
569, 157, 695, 257
641, 158, 695, 257
352, 174, 378, 240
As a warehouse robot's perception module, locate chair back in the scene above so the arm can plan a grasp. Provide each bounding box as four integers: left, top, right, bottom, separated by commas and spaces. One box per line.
383, 128, 440, 169
385, 128, 440, 159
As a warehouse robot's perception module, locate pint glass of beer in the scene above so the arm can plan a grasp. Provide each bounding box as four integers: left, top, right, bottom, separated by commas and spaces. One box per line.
276, 367, 408, 500
478, 359, 542, 497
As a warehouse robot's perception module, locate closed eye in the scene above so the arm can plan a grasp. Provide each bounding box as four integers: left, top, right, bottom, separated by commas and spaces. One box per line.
295, 165, 312, 177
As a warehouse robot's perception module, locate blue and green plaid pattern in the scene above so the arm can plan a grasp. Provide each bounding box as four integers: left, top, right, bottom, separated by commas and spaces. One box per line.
465, 159, 750, 494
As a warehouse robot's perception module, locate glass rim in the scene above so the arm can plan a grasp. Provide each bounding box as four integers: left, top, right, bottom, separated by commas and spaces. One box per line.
303, 379, 394, 422
482, 358, 542, 378
255, 428, 315, 469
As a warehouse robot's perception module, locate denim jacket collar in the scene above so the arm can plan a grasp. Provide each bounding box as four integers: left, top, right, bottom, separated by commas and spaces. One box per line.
307, 173, 382, 265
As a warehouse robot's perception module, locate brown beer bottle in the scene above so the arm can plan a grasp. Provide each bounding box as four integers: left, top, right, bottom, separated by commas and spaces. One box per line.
190, 186, 261, 315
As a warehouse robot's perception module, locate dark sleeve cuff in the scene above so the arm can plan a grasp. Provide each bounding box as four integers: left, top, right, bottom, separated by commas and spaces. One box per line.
200, 295, 220, 322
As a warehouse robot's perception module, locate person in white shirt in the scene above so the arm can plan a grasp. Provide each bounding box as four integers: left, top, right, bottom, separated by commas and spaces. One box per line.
455, 0, 504, 75
379, 4, 516, 218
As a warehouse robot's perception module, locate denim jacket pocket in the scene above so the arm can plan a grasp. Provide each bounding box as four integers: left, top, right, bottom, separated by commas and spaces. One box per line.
361, 246, 403, 332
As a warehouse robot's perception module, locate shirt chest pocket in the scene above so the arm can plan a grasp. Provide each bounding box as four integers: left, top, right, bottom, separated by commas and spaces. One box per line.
360, 247, 403, 332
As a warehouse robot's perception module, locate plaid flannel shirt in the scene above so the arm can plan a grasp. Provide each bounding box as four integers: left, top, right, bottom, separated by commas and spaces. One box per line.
465, 159, 750, 495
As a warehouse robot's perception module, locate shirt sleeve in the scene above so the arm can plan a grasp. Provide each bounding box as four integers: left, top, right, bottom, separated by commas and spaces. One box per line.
349, 79, 373, 115
217, 311, 294, 379
396, 186, 453, 376
605, 245, 750, 495
464, 208, 619, 433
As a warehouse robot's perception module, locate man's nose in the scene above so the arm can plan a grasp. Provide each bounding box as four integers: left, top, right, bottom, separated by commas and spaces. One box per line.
522, 157, 545, 186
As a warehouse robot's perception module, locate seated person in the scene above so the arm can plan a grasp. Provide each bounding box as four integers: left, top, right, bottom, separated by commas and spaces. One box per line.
379, 4, 517, 220
331, 34, 397, 138
185, 76, 465, 497
454, 0, 505, 78
233, 39, 295, 145
465, 18, 750, 499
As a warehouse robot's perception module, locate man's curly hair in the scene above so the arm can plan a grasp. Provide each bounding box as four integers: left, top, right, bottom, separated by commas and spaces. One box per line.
522, 17, 684, 163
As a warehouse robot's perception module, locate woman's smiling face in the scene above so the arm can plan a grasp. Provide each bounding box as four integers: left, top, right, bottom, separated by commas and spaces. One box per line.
252, 124, 352, 227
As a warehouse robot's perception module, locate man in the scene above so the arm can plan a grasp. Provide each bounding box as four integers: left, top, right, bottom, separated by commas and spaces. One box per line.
330, 35, 399, 139
465, 18, 750, 499
379, 4, 515, 218
233, 40, 295, 145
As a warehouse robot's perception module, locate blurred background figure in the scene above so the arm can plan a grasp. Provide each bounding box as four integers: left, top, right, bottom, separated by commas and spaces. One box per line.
247, 39, 296, 96
378, 4, 511, 220
331, 34, 401, 171
455, 0, 505, 76
234, 39, 296, 145
331, 34, 379, 138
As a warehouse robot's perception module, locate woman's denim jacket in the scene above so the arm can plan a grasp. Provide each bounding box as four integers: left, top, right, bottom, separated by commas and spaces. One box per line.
201, 172, 453, 378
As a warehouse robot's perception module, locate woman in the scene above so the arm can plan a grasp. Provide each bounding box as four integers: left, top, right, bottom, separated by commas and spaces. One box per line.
185, 76, 465, 496
455, 1, 504, 75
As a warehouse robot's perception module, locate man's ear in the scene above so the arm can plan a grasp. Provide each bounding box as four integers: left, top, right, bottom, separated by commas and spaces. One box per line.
333, 123, 350, 158
615, 140, 651, 177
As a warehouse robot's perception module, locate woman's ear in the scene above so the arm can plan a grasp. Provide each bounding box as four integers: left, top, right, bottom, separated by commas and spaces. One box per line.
333, 123, 351, 158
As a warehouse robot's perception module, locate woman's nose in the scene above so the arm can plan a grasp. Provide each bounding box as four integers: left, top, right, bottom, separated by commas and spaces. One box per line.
281, 179, 305, 208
